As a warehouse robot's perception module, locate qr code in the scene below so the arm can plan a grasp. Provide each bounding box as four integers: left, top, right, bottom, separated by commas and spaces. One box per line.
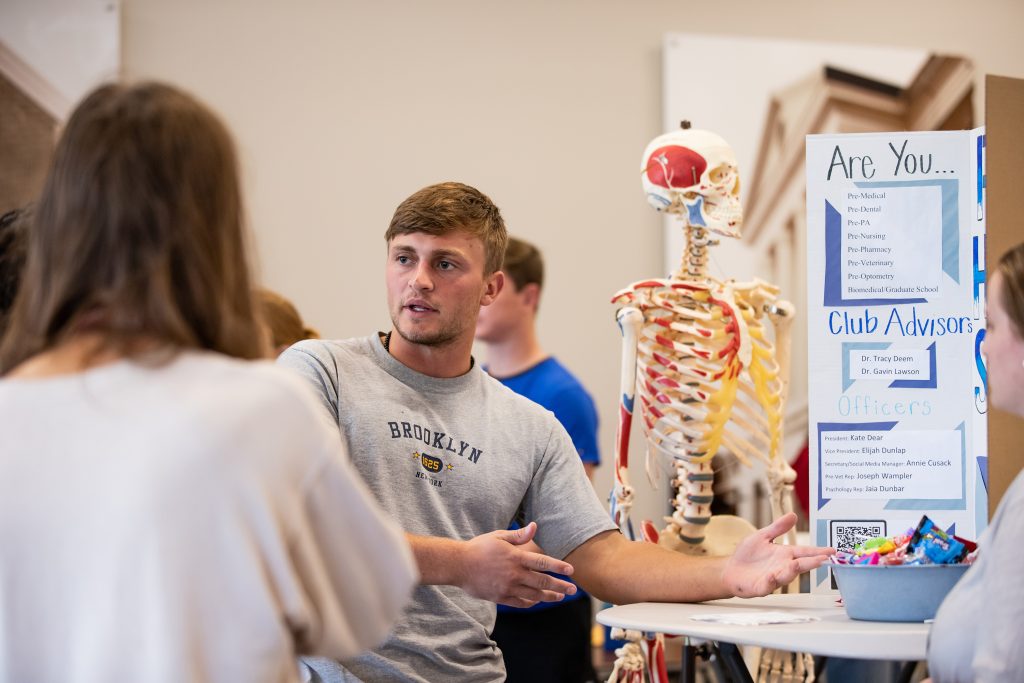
830, 520, 886, 553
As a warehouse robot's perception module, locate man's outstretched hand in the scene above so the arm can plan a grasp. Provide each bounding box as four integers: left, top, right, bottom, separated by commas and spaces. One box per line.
722, 512, 834, 598
458, 521, 577, 608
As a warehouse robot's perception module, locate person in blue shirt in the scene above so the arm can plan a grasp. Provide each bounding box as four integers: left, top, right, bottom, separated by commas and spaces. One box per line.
476, 236, 600, 682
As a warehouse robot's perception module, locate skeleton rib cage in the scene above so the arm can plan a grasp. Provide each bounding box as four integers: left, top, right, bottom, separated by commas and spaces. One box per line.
611, 277, 794, 550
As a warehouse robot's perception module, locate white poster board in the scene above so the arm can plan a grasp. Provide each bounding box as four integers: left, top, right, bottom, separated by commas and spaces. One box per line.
806, 128, 987, 591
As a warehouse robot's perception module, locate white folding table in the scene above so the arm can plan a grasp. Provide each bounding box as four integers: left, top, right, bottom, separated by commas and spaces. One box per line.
598, 593, 930, 682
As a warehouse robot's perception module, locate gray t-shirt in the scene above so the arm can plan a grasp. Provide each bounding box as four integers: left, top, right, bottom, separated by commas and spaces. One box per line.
927, 470, 1024, 682
279, 335, 617, 682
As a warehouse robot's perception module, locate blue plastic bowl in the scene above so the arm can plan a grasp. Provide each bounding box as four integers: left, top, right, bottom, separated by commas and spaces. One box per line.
831, 563, 970, 622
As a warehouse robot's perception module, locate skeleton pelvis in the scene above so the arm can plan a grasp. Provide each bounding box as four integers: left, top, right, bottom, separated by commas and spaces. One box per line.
658, 514, 757, 556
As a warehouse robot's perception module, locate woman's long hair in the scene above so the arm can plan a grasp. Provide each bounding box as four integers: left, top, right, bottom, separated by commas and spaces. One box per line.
0, 82, 265, 371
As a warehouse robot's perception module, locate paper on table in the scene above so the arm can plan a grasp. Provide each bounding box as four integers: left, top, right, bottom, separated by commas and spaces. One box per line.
689, 611, 820, 626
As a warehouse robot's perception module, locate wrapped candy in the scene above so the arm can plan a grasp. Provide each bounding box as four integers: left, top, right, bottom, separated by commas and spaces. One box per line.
908, 516, 968, 565
833, 515, 975, 567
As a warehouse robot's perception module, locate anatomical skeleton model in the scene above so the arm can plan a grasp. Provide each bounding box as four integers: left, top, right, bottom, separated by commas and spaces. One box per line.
606, 124, 809, 683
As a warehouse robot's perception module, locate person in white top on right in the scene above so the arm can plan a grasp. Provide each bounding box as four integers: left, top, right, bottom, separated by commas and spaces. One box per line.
926, 241, 1024, 683
0, 81, 416, 683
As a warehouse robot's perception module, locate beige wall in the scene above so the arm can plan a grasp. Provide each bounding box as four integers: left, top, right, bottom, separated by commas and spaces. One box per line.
123, 0, 1024, 527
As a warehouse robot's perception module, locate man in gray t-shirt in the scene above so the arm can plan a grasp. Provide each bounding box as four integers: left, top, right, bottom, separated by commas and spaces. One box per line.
280, 182, 834, 682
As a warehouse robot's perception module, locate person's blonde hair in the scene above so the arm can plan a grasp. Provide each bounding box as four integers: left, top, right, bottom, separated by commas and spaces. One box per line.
258, 289, 319, 352
0, 82, 265, 371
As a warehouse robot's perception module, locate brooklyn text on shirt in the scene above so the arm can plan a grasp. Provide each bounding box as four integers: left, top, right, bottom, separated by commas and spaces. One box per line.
387, 420, 484, 464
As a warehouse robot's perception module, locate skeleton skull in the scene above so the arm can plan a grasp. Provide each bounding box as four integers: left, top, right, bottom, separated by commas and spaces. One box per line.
641, 127, 742, 238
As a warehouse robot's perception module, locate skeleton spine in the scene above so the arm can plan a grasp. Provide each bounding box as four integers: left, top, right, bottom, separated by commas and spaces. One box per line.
684, 226, 710, 279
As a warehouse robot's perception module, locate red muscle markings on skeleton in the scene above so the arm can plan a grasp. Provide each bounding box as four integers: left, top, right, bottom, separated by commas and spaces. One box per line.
644, 145, 708, 190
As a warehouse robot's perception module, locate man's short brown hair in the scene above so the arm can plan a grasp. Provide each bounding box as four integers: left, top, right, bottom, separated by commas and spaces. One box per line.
385, 182, 508, 275
502, 236, 544, 292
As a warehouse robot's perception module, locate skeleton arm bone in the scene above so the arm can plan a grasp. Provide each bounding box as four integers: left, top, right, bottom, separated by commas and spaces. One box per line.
611, 306, 643, 537
763, 299, 799, 553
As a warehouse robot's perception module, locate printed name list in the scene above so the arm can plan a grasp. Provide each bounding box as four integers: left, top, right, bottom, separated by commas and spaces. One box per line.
842, 186, 942, 298
820, 429, 960, 499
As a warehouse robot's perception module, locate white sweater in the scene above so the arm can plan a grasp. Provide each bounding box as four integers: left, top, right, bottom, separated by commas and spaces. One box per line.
0, 352, 417, 683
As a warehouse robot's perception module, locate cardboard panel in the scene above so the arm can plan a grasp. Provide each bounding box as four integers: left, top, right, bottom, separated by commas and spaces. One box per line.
0, 71, 54, 212
984, 74, 1024, 517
